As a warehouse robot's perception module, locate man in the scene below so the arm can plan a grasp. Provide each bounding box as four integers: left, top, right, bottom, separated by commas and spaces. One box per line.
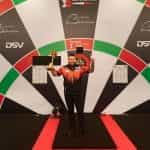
48, 54, 91, 136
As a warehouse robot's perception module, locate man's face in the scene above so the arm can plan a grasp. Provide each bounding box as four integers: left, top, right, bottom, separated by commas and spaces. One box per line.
68, 56, 76, 66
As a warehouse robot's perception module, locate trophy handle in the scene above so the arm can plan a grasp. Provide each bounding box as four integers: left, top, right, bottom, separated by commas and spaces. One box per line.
49, 50, 57, 65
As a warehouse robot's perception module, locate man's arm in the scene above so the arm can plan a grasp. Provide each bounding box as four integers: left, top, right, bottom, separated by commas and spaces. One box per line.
80, 57, 95, 74
79, 55, 91, 74
47, 63, 62, 76
47, 67, 58, 76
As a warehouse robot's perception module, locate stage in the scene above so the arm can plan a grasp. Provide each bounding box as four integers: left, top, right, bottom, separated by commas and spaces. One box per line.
0, 113, 149, 150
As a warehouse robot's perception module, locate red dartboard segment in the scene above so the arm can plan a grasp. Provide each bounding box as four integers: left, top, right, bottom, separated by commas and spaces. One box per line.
64, 0, 72, 8
119, 49, 146, 72
14, 50, 39, 73
32, 118, 60, 150
66, 38, 94, 51
0, 0, 13, 14
0, 94, 4, 105
145, 0, 150, 7
100, 115, 137, 150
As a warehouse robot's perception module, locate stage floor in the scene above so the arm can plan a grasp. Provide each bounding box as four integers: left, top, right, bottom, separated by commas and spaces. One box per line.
0, 114, 149, 150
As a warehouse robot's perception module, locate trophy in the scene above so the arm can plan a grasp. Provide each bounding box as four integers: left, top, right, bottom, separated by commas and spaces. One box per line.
48, 50, 58, 70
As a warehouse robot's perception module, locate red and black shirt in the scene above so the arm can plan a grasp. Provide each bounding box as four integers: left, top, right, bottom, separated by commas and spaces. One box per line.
56, 61, 90, 94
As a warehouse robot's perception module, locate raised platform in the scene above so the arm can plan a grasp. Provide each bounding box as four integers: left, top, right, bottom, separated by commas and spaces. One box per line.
53, 114, 116, 149
0, 114, 149, 150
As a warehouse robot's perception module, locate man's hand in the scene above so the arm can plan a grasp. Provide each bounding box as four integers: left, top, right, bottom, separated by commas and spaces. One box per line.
47, 63, 55, 71
47, 63, 58, 76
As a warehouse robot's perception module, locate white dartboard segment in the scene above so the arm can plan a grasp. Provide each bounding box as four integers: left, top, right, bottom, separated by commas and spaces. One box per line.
0, 54, 12, 81
95, 0, 144, 47
6, 75, 53, 114
84, 51, 117, 112
103, 74, 150, 114
48, 51, 68, 108
16, 0, 65, 48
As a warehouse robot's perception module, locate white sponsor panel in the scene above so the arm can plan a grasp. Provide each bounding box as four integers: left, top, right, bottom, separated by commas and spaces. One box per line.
32, 66, 47, 84
113, 65, 128, 84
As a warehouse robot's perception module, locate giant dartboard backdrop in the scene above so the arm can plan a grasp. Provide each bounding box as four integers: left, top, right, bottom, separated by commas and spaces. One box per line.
1, 0, 150, 115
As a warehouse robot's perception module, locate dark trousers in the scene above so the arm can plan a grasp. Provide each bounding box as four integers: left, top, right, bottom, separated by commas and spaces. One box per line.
64, 92, 85, 135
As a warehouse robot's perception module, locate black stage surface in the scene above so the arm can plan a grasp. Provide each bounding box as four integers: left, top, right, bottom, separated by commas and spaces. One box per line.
53, 114, 115, 149
0, 114, 149, 150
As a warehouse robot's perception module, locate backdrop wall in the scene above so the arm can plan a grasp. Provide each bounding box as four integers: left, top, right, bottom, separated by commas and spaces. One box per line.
0, 0, 150, 114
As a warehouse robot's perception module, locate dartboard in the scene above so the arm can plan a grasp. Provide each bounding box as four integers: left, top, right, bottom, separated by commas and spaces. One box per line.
1, 0, 150, 114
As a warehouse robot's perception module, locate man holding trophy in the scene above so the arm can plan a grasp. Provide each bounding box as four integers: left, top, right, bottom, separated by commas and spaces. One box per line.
48, 48, 93, 136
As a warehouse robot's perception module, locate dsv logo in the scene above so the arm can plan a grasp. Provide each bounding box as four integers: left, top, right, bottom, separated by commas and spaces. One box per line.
5, 42, 24, 48
137, 41, 150, 47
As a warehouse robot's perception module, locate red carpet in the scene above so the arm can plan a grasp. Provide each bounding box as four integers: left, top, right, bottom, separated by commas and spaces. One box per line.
100, 115, 137, 150
32, 118, 60, 150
